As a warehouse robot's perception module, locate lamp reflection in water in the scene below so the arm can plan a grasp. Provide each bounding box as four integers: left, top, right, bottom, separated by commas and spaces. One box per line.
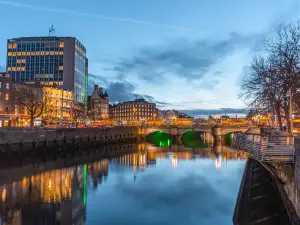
215, 155, 222, 169
172, 153, 178, 168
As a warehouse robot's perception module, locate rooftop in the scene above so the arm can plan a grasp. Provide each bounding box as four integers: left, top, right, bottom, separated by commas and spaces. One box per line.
8, 36, 86, 50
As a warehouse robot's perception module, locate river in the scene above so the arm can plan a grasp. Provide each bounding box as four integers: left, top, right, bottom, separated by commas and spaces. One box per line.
0, 140, 247, 225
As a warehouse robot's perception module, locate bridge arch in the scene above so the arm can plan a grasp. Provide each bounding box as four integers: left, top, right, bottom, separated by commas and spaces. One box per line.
146, 131, 172, 147
179, 130, 214, 145
144, 128, 171, 136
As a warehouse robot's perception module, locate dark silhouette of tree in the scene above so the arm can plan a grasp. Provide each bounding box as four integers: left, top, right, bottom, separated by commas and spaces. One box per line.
13, 84, 48, 129
240, 20, 300, 132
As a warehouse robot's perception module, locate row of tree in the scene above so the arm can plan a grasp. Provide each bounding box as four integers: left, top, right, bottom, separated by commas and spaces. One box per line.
240, 20, 300, 132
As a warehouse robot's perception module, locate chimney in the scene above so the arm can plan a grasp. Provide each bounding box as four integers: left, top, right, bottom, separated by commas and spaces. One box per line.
94, 84, 99, 93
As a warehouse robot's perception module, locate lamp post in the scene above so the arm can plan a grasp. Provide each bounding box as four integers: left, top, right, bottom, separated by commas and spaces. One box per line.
290, 88, 293, 134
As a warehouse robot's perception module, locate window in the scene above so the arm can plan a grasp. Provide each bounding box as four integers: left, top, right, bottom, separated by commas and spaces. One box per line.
60, 42, 64, 48
5, 104, 8, 113
0, 92, 2, 99
6, 83, 9, 90
0, 82, 2, 88
5, 93, 9, 100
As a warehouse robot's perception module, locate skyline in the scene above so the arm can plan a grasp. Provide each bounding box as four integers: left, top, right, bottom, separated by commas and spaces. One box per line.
1, 0, 300, 110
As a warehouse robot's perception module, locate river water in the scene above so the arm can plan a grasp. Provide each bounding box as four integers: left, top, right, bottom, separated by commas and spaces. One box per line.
0, 142, 247, 225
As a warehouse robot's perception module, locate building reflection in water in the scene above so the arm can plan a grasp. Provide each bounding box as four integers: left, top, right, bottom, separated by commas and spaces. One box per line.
0, 143, 247, 225
0, 166, 87, 225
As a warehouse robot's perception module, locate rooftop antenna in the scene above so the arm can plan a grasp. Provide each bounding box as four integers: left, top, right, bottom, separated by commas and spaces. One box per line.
49, 25, 55, 36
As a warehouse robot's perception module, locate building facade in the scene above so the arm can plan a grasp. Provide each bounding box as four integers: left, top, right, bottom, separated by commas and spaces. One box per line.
0, 73, 15, 127
43, 87, 73, 125
6, 36, 88, 104
87, 85, 109, 121
110, 99, 158, 122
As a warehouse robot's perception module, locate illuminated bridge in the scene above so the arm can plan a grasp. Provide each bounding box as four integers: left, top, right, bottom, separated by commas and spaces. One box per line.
139, 125, 256, 144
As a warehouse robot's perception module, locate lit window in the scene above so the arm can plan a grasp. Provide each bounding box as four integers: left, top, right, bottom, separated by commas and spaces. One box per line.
60, 42, 64, 48
5, 94, 9, 100
59, 66, 63, 70
13, 43, 17, 48
8, 43, 12, 49
6, 83, 9, 90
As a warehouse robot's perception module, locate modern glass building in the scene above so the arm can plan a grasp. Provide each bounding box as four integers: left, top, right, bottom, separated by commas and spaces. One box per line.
6, 37, 88, 104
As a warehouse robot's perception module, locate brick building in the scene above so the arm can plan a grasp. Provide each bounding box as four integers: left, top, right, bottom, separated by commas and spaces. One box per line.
110, 99, 158, 122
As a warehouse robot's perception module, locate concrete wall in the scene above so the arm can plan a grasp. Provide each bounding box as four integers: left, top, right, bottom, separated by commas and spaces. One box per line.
0, 127, 139, 143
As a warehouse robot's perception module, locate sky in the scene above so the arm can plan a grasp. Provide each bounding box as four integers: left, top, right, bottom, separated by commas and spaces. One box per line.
0, 0, 300, 110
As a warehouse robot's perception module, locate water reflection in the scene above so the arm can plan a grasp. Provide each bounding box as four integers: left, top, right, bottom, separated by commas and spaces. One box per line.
0, 143, 247, 225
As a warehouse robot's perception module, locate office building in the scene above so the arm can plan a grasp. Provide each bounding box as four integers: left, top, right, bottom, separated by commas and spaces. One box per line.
6, 36, 88, 104
110, 99, 158, 122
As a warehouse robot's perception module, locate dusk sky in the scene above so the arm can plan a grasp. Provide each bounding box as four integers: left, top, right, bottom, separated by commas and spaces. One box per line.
0, 0, 300, 110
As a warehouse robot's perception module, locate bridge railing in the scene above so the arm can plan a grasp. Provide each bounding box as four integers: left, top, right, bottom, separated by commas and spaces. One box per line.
232, 133, 295, 163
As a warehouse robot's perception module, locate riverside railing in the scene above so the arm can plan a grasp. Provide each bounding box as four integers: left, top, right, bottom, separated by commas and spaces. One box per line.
232, 133, 295, 163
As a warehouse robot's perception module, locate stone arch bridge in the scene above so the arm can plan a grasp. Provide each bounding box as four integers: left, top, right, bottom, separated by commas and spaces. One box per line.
140, 125, 256, 144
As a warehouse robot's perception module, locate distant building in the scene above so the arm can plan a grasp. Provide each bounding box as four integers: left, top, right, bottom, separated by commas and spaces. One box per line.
87, 85, 109, 121
158, 109, 191, 119
110, 99, 158, 121
6, 36, 88, 104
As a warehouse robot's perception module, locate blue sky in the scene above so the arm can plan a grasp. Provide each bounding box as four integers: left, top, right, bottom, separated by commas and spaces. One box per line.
0, 0, 299, 110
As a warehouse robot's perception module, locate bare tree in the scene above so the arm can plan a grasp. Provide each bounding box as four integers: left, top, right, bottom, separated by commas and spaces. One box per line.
240, 20, 300, 132
13, 84, 48, 129
70, 102, 86, 127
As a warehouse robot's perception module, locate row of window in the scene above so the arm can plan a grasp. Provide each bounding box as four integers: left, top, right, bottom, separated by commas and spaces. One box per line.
113, 104, 155, 109
8, 41, 64, 49
0, 83, 10, 89
16, 59, 26, 64
112, 116, 155, 120
113, 112, 155, 116
8, 51, 64, 56
7, 67, 26, 72
7, 43, 17, 49
0, 93, 9, 101
113, 108, 155, 112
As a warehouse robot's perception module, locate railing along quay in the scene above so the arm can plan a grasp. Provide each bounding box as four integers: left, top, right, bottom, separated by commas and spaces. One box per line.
232, 133, 295, 163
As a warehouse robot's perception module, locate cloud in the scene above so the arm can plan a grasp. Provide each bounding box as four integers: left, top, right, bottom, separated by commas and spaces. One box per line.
106, 32, 261, 87
88, 73, 170, 107
0, 0, 201, 33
